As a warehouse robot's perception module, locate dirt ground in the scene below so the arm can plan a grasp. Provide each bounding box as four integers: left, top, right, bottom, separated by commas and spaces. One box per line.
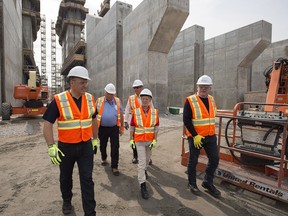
0, 114, 288, 216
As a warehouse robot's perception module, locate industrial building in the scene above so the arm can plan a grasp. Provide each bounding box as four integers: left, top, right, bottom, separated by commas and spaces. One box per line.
0, 0, 288, 115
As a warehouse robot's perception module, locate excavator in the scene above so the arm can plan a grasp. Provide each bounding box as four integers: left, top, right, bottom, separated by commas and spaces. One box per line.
1, 70, 48, 120
181, 58, 288, 203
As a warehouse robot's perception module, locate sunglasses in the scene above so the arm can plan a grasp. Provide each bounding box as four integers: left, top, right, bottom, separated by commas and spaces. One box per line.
133, 86, 142, 89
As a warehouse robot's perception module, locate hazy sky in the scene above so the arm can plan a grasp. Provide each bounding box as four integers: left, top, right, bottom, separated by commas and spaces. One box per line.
35, 0, 288, 83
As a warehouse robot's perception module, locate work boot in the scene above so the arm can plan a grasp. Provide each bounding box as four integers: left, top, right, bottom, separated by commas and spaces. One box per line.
201, 182, 221, 198
140, 182, 149, 199
62, 200, 72, 215
188, 183, 200, 196
132, 157, 138, 164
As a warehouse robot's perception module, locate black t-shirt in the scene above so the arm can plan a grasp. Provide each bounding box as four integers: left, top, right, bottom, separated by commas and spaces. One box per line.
43, 93, 96, 124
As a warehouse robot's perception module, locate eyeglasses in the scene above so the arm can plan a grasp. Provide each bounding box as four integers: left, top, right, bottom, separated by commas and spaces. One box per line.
198, 85, 210, 89
133, 86, 142, 89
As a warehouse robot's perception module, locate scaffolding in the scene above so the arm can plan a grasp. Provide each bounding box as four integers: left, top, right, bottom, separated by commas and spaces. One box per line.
51, 20, 57, 96
40, 14, 47, 86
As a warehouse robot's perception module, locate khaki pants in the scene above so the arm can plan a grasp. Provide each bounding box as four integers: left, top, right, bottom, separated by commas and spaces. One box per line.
136, 141, 152, 184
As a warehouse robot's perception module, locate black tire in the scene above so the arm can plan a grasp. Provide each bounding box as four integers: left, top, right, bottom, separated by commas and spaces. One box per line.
1, 102, 12, 120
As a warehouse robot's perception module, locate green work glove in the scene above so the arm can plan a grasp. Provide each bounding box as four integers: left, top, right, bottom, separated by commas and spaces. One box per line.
149, 139, 157, 150
48, 143, 65, 165
193, 135, 205, 149
130, 139, 136, 149
92, 138, 99, 154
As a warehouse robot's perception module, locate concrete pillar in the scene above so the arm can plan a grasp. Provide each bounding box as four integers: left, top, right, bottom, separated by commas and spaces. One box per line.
123, 0, 189, 113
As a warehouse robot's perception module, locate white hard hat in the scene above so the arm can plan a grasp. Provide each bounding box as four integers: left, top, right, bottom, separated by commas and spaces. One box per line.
104, 83, 116, 94
67, 66, 91, 80
196, 75, 213, 85
140, 88, 153, 98
132, 79, 143, 87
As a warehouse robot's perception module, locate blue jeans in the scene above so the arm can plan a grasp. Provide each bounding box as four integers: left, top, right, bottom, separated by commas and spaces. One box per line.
58, 140, 96, 216
187, 135, 219, 185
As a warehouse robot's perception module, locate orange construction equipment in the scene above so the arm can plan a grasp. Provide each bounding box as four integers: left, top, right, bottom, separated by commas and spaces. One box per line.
1, 70, 49, 120
181, 58, 288, 203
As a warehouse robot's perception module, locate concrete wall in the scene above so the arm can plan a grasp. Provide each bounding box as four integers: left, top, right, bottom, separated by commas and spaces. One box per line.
122, 0, 189, 112
204, 20, 271, 109
168, 25, 204, 107
251, 39, 288, 92
0, 0, 22, 107
86, 2, 132, 98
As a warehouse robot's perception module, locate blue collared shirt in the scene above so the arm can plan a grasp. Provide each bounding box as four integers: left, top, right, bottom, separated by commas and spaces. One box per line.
100, 98, 124, 127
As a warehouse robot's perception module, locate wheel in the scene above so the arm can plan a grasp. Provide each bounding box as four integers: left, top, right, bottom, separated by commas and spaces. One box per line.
1, 102, 12, 120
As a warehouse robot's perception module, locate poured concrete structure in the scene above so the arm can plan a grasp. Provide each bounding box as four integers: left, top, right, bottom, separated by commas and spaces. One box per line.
56, 0, 88, 76
86, 2, 132, 97
168, 20, 272, 109
86, 0, 189, 113
0, 0, 22, 108
168, 25, 204, 107
204, 20, 271, 109
122, 0, 189, 112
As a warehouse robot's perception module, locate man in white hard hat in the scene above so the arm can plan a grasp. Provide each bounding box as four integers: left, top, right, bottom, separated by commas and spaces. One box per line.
95, 83, 124, 176
124, 79, 154, 164
183, 75, 221, 198
129, 88, 159, 199
43, 66, 98, 215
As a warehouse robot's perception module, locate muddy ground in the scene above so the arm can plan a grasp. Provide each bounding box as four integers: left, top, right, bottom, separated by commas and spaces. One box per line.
0, 114, 287, 216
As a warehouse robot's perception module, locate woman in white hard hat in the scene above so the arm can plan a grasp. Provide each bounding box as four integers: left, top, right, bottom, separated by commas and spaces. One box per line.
124, 79, 154, 165
183, 75, 221, 198
129, 88, 159, 199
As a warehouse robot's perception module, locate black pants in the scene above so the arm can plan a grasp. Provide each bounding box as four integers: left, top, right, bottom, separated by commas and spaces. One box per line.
58, 140, 96, 216
188, 135, 219, 185
99, 125, 120, 169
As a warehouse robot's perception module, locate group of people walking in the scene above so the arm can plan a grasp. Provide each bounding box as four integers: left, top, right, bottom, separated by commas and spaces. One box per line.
42, 65, 220, 215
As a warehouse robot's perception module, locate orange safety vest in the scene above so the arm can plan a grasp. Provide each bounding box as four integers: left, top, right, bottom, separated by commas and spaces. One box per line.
129, 94, 141, 110
133, 107, 158, 142
54, 91, 96, 143
96, 96, 121, 128
185, 94, 217, 137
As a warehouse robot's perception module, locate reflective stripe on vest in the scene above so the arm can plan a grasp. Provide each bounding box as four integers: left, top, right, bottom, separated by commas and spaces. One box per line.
134, 108, 158, 141
186, 94, 216, 136
55, 91, 95, 143
96, 96, 121, 127
129, 94, 140, 110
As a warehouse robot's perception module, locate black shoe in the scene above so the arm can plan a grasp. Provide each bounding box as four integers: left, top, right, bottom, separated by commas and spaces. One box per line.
201, 182, 221, 198
148, 159, 152, 165
62, 200, 72, 215
101, 160, 108, 166
145, 170, 149, 179
112, 168, 120, 176
132, 158, 138, 164
188, 183, 200, 196
140, 182, 149, 199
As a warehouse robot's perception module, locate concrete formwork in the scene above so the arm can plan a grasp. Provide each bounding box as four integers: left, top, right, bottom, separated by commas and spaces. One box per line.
204, 20, 271, 109
0, 0, 22, 108
86, 2, 132, 97
168, 25, 204, 107
122, 0, 189, 112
